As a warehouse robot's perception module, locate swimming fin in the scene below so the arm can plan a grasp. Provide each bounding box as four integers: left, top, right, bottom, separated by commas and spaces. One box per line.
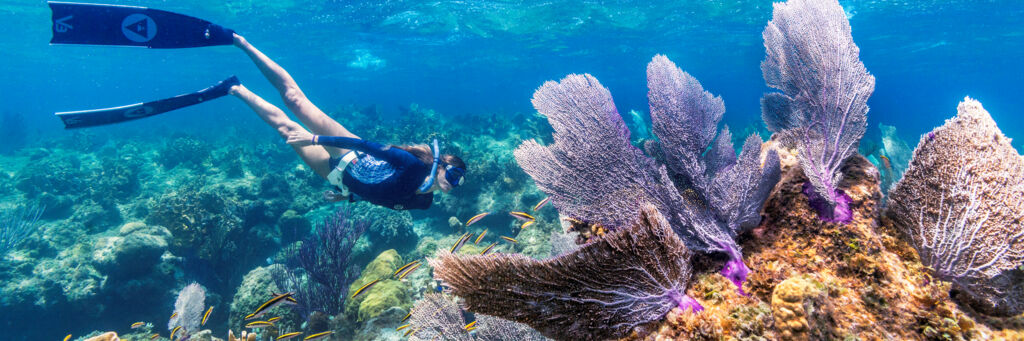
56, 76, 240, 129
49, 2, 234, 48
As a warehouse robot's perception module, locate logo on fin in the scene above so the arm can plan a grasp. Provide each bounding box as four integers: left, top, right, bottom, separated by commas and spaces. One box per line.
121, 13, 157, 43
123, 106, 154, 118
54, 15, 73, 33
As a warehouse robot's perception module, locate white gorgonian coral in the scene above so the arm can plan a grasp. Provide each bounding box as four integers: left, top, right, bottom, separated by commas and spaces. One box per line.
888, 98, 1024, 316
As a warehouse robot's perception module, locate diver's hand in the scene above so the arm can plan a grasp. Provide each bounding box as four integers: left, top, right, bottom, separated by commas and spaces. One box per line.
286, 131, 315, 146
232, 33, 246, 48
324, 190, 347, 202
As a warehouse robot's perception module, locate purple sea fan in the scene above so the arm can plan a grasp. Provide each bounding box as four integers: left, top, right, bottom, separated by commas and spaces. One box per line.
275, 208, 368, 317
647, 55, 781, 237
646, 55, 781, 292
513, 72, 735, 256
887, 98, 1024, 316
431, 204, 697, 341
513, 73, 687, 232
760, 0, 875, 223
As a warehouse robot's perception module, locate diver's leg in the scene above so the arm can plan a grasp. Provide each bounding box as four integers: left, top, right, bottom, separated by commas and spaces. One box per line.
232, 34, 359, 141
230, 84, 342, 176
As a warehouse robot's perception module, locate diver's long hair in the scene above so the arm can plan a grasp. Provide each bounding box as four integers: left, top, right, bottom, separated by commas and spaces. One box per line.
394, 144, 466, 169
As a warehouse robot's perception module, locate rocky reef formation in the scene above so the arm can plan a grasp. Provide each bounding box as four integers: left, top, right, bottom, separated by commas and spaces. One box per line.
344, 249, 413, 323
628, 141, 1024, 340
888, 98, 1024, 317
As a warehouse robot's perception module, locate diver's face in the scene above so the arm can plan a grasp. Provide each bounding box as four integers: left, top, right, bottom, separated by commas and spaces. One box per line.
437, 168, 453, 193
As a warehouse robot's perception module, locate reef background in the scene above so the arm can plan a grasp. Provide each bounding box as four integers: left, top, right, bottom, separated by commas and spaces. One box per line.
2, 0, 1024, 340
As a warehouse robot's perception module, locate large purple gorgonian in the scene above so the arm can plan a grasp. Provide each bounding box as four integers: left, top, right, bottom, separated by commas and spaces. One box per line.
888, 98, 1024, 316
760, 0, 875, 223
647, 56, 781, 291
432, 205, 697, 341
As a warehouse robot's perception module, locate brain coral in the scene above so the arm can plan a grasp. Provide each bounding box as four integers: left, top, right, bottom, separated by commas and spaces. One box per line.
887, 97, 1024, 316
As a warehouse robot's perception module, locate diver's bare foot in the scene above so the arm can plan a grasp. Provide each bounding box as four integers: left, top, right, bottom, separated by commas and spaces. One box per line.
228, 84, 242, 96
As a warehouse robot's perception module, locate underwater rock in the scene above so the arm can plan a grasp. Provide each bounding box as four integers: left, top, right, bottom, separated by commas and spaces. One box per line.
228, 265, 299, 331
14, 152, 83, 198
887, 98, 1024, 316
353, 205, 417, 254
91, 222, 169, 276
760, 0, 875, 223
351, 306, 409, 341
158, 135, 212, 170
432, 204, 694, 341
770, 275, 837, 341
278, 210, 311, 244
344, 249, 412, 323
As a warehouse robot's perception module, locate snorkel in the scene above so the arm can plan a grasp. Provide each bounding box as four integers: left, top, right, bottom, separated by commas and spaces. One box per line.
418, 138, 441, 192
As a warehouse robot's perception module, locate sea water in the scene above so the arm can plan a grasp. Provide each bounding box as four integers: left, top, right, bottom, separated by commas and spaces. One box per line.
0, 1, 1022, 340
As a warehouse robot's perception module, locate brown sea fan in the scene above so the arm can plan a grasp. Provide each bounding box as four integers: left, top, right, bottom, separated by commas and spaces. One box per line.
431, 204, 695, 340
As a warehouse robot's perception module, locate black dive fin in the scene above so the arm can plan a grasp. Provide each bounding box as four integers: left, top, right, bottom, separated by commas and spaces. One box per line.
49, 1, 234, 48
56, 76, 240, 129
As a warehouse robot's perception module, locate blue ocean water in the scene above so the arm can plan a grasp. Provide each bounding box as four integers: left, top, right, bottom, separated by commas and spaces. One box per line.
1, 0, 1022, 140
1, 0, 1023, 340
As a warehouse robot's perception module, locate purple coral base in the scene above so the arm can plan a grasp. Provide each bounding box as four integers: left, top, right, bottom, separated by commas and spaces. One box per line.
718, 244, 751, 297
802, 181, 853, 224
668, 289, 704, 313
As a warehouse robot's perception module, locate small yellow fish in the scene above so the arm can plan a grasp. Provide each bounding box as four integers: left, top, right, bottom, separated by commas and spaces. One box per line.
474, 229, 488, 245
399, 263, 421, 280
277, 331, 303, 340
500, 236, 518, 244
402, 311, 412, 322
466, 212, 490, 226
393, 260, 421, 277
479, 242, 498, 255
303, 331, 334, 340
533, 197, 550, 211
131, 321, 146, 329
396, 323, 411, 331
170, 326, 182, 340
248, 292, 295, 320
403, 328, 417, 337
64, 335, 72, 341
170, 312, 178, 320
449, 232, 472, 253
246, 321, 274, 329
463, 321, 477, 330
201, 306, 213, 326
351, 279, 380, 299
150, 334, 159, 340
521, 220, 535, 229
267, 316, 282, 323
509, 211, 535, 222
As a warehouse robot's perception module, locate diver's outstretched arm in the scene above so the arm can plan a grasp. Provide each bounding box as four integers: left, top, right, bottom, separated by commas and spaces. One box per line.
232, 34, 359, 142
